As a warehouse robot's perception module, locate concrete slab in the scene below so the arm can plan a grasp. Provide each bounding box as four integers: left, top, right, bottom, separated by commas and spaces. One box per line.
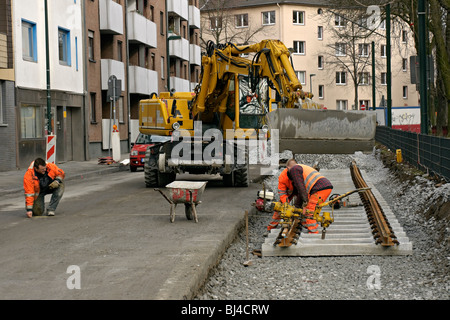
261, 169, 413, 256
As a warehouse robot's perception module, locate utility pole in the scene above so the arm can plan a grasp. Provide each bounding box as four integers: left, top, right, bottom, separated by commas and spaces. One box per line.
44, 0, 52, 134
372, 41, 376, 111
386, 3, 392, 127
418, 0, 428, 134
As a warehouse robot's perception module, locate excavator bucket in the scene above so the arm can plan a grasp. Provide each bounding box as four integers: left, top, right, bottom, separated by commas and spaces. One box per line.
266, 108, 377, 154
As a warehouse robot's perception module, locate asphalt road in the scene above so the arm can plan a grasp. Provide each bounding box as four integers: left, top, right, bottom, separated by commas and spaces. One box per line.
0, 169, 261, 299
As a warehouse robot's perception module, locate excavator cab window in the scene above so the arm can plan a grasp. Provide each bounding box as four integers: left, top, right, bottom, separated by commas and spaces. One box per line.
238, 76, 269, 129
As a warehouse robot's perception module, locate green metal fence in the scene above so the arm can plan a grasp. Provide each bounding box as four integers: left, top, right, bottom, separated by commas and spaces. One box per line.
376, 126, 450, 181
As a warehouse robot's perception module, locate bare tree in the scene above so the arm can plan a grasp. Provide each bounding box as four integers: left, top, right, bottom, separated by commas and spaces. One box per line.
199, 0, 267, 49
329, 0, 450, 135
321, 7, 382, 110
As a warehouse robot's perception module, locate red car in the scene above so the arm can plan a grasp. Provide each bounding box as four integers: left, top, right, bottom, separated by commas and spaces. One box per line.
129, 133, 170, 172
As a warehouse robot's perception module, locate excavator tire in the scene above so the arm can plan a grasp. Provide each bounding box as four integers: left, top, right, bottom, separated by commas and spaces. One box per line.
233, 147, 249, 187
144, 148, 158, 187
234, 163, 249, 187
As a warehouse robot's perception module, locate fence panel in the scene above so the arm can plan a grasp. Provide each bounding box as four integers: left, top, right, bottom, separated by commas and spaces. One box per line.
375, 126, 450, 181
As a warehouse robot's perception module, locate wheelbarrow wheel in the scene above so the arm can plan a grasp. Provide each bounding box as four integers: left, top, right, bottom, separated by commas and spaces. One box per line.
185, 203, 197, 221
170, 204, 176, 223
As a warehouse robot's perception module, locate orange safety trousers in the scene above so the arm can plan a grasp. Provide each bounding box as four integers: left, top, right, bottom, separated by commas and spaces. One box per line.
302, 189, 332, 234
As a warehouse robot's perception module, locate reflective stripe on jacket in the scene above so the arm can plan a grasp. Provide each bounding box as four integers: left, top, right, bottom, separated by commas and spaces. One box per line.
23, 161, 65, 210
277, 168, 293, 203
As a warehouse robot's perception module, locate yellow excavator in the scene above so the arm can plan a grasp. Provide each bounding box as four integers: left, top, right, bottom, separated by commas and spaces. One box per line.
139, 39, 376, 187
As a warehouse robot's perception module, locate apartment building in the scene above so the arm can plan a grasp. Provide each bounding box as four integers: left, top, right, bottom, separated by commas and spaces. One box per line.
200, 0, 419, 112
0, 0, 15, 171
0, 0, 201, 170
12, 0, 85, 168
87, 0, 201, 158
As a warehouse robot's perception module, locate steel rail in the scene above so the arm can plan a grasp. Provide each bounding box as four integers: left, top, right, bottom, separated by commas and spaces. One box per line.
350, 161, 398, 246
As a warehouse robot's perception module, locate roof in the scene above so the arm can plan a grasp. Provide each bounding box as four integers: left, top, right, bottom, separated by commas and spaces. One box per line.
201, 0, 330, 11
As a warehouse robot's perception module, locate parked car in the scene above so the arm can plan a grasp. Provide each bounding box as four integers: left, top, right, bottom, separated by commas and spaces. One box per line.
129, 133, 170, 172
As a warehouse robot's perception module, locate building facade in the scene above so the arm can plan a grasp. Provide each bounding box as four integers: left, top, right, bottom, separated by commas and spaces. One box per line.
200, 0, 419, 112
0, 0, 16, 171
0, 0, 201, 171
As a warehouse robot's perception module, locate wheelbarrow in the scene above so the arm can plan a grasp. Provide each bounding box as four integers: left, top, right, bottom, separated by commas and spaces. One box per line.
154, 181, 207, 223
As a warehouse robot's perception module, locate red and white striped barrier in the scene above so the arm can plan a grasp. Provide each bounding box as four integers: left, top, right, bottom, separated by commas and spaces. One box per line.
46, 135, 56, 163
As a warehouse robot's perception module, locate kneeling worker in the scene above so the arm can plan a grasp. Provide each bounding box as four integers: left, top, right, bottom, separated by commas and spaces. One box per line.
23, 158, 65, 218
286, 159, 333, 234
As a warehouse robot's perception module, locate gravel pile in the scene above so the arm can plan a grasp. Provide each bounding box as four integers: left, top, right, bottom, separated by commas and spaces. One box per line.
195, 149, 450, 300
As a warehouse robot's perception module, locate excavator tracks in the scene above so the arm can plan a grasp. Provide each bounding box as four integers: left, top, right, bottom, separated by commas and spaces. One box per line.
261, 163, 413, 256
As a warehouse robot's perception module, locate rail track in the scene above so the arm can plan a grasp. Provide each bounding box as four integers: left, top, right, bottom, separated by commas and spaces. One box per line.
350, 161, 399, 246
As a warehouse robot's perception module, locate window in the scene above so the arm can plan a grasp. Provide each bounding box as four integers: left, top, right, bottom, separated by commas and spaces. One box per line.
161, 56, 165, 79
293, 41, 305, 54
160, 12, 164, 35
381, 72, 387, 85
380, 44, 386, 58
296, 71, 306, 84
118, 97, 124, 123
236, 14, 248, 28
262, 11, 275, 25
210, 16, 222, 30
318, 55, 324, 69
336, 100, 347, 110
88, 30, 95, 61
359, 72, 370, 85
90, 93, 96, 123
358, 43, 369, 57
0, 82, 3, 124
335, 43, 346, 56
117, 40, 123, 62
58, 27, 71, 66
21, 105, 42, 138
359, 100, 370, 110
402, 58, 407, 71
335, 14, 345, 27
293, 11, 304, 25
317, 26, 323, 40
402, 30, 408, 43
318, 85, 324, 99
22, 20, 37, 62
336, 71, 346, 85
403, 86, 408, 99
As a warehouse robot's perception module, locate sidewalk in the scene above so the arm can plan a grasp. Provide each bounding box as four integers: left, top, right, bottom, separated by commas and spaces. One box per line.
0, 154, 130, 196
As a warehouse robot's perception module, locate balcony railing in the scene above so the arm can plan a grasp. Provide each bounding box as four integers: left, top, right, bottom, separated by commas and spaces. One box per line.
127, 11, 157, 48
129, 65, 158, 95
167, 0, 188, 21
100, 59, 125, 91
99, 0, 124, 35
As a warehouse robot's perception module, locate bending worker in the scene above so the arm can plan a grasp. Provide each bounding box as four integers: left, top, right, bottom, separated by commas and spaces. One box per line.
23, 158, 65, 218
266, 167, 294, 231
286, 159, 333, 234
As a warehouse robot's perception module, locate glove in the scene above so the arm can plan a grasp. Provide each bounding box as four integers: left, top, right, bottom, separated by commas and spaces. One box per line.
49, 180, 60, 189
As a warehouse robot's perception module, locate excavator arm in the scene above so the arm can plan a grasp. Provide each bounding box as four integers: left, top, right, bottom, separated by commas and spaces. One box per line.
192, 40, 311, 119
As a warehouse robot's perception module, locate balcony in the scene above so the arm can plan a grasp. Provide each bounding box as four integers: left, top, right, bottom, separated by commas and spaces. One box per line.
189, 5, 200, 29
129, 65, 158, 95
0, 33, 7, 68
169, 37, 189, 61
170, 76, 190, 93
189, 44, 201, 66
101, 59, 125, 91
127, 11, 157, 48
99, 0, 124, 35
167, 0, 188, 21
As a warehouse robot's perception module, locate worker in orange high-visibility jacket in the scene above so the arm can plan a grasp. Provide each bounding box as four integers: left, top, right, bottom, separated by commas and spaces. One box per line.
23, 158, 65, 218
286, 159, 333, 234
266, 168, 294, 231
